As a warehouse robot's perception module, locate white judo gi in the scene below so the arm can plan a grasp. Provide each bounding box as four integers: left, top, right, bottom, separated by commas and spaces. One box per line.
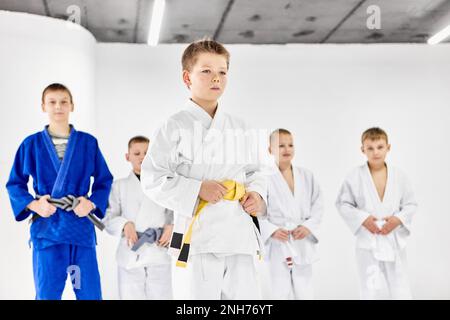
336, 163, 418, 300
104, 172, 173, 300
259, 165, 323, 299
141, 99, 267, 300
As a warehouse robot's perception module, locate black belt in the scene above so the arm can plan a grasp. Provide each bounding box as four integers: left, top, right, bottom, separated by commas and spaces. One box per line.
32, 195, 105, 231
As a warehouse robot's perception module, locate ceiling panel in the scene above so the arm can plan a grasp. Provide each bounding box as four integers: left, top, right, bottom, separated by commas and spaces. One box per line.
218, 0, 362, 44
328, 0, 450, 43
159, 0, 230, 44
0, 0, 449, 44
0, 0, 46, 15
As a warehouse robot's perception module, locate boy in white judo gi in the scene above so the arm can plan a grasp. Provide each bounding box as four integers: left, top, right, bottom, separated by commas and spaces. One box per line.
104, 136, 174, 299
260, 129, 324, 299
141, 39, 267, 300
336, 127, 418, 299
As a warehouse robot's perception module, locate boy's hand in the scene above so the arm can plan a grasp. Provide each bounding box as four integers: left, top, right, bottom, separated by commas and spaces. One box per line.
291, 225, 311, 240
199, 180, 227, 203
73, 197, 95, 217
240, 191, 264, 217
123, 221, 138, 247
271, 228, 290, 242
28, 195, 56, 218
158, 224, 173, 247
362, 215, 381, 234
380, 216, 402, 235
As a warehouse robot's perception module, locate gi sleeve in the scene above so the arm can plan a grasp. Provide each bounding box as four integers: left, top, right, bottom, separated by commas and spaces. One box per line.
243, 125, 268, 217
258, 218, 280, 244
394, 172, 418, 234
103, 181, 128, 237
6, 141, 35, 222
302, 173, 324, 243
89, 139, 114, 219
258, 187, 282, 244
335, 179, 371, 234
141, 120, 202, 219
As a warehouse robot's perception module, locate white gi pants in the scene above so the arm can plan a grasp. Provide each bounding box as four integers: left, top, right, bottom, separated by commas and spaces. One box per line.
118, 264, 172, 300
356, 248, 412, 300
173, 253, 262, 300
268, 260, 314, 300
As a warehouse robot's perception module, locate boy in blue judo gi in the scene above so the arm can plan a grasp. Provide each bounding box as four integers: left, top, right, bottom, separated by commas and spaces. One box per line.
6, 83, 113, 300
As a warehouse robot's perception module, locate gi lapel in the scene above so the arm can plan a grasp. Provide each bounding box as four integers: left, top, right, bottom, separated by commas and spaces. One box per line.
42, 125, 78, 198
42, 126, 62, 174
364, 162, 384, 213
378, 163, 398, 219
364, 162, 397, 217
293, 166, 307, 222
274, 165, 296, 222
185, 100, 215, 168
381, 163, 394, 211
185, 100, 226, 175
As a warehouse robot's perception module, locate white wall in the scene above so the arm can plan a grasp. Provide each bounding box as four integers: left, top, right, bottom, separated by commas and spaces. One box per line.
1, 9, 450, 299
0, 11, 96, 299
96, 43, 450, 299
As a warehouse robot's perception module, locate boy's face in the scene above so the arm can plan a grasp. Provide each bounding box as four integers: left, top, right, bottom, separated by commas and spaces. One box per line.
41, 90, 73, 123
183, 52, 228, 104
269, 133, 295, 165
126, 142, 149, 174
361, 138, 390, 166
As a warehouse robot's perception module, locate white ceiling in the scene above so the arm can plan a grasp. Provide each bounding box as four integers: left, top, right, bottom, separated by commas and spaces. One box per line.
1, 0, 450, 44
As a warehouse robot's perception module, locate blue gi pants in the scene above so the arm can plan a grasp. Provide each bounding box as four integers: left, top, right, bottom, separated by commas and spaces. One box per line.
32, 244, 102, 300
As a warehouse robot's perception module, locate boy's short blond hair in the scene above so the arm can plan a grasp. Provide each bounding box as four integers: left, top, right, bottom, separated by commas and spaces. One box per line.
182, 39, 230, 72
361, 127, 389, 144
128, 135, 149, 150
269, 128, 292, 145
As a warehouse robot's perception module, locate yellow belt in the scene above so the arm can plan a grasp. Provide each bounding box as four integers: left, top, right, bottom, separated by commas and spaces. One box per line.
175, 180, 246, 268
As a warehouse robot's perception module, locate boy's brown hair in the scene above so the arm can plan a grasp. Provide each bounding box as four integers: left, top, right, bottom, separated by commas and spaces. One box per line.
128, 136, 150, 150
269, 128, 292, 145
182, 39, 230, 72
361, 127, 389, 144
41, 83, 73, 104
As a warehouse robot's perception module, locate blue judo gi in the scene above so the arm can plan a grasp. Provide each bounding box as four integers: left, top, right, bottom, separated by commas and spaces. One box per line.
6, 125, 113, 300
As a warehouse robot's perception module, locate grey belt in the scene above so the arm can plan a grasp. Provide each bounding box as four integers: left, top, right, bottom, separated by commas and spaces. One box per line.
131, 227, 163, 252
34, 195, 105, 231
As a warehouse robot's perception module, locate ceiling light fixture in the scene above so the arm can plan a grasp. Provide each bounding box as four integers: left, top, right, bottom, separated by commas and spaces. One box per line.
428, 24, 450, 45
147, 0, 166, 46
